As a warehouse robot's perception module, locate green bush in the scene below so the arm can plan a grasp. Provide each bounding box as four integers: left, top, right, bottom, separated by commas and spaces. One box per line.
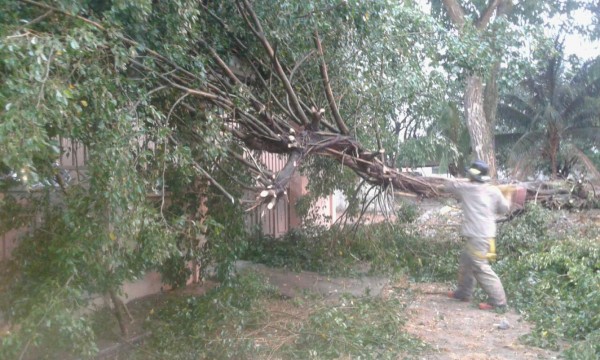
563, 329, 600, 360
396, 201, 420, 224
242, 226, 334, 273
498, 238, 600, 351
496, 203, 552, 256
494, 204, 600, 355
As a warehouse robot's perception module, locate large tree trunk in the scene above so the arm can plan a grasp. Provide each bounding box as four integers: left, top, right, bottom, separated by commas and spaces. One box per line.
442, 0, 506, 178
465, 75, 497, 176
484, 62, 500, 131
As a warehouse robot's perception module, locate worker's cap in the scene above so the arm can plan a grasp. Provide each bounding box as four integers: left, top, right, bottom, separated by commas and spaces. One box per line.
466, 160, 490, 183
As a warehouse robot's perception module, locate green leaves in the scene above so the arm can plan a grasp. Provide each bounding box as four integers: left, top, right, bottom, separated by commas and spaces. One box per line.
139, 273, 276, 359
497, 43, 600, 178
495, 205, 600, 354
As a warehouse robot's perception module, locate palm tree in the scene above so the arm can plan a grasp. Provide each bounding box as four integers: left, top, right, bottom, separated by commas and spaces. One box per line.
497, 43, 600, 181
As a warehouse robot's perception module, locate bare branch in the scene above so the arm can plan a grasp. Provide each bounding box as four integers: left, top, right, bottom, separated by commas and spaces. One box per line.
289, 50, 315, 83
19, 9, 53, 28
36, 47, 54, 108
476, 0, 501, 30
238, 0, 311, 126
441, 0, 466, 28
20, 0, 105, 30
166, 93, 189, 124
313, 30, 350, 135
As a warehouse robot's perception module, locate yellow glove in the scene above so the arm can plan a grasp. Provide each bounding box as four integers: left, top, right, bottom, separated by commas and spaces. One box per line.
497, 185, 516, 201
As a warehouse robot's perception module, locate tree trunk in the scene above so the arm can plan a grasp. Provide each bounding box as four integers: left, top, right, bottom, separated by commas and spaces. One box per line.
465, 75, 497, 176
192, 178, 209, 284
484, 62, 500, 131
108, 288, 129, 337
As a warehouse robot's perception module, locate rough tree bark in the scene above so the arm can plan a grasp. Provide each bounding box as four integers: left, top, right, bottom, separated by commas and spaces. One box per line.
442, 0, 507, 177
465, 76, 497, 175
108, 288, 130, 337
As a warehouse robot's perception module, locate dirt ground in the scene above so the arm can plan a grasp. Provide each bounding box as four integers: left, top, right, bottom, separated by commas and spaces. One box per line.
242, 264, 559, 360
95, 263, 561, 359
202, 262, 558, 360
393, 281, 559, 360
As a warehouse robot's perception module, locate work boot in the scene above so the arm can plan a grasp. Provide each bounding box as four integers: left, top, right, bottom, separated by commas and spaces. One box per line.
478, 303, 507, 311
478, 302, 494, 310
448, 291, 470, 302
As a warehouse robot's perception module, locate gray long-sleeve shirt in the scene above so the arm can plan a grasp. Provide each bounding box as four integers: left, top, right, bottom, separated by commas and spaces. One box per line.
445, 181, 510, 238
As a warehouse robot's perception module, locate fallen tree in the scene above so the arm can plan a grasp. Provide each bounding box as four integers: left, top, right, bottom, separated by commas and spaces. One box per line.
12, 0, 599, 212
2, 3, 599, 358
517, 180, 599, 210
14, 0, 447, 205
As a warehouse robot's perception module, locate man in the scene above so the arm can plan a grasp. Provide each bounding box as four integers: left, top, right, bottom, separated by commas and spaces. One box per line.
445, 160, 512, 310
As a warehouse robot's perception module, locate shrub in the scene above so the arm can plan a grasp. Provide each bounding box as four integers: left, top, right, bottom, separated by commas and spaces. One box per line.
242, 220, 460, 281
494, 204, 600, 355
496, 203, 552, 256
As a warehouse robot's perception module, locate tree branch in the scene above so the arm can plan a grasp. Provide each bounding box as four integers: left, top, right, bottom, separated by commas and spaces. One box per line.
19, 0, 105, 30
19, 9, 53, 29
313, 29, 350, 135
238, 0, 311, 126
441, 0, 466, 28
476, 0, 501, 30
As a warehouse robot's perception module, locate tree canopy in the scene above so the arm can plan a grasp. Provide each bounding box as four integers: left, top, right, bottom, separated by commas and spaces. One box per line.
497, 41, 600, 179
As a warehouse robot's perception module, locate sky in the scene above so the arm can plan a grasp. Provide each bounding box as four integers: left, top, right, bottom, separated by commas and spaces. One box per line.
556, 8, 600, 60
413, 0, 600, 60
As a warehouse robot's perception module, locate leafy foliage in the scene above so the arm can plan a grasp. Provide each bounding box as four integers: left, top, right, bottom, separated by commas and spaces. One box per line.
495, 205, 600, 355
496, 203, 551, 255
242, 218, 459, 282
279, 295, 426, 359
243, 203, 600, 357
501, 237, 600, 353
0, 0, 247, 356
1, 0, 600, 358
497, 42, 600, 179
134, 273, 425, 360
135, 273, 278, 360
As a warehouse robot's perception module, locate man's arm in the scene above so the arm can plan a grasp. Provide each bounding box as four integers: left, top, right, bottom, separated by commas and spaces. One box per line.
442, 179, 468, 199
493, 186, 511, 214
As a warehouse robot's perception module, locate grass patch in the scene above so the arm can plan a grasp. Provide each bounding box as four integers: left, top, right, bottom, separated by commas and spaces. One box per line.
277, 295, 427, 359
131, 273, 278, 359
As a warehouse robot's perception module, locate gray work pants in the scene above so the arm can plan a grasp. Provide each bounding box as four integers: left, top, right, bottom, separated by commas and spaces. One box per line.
453, 237, 507, 306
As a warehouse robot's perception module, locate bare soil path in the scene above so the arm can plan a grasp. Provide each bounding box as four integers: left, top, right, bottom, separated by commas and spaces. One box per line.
235, 262, 560, 359
95, 263, 561, 359
391, 281, 559, 360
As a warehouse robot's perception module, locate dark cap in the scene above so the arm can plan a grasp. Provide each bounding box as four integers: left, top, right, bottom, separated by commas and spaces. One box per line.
465, 160, 490, 182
